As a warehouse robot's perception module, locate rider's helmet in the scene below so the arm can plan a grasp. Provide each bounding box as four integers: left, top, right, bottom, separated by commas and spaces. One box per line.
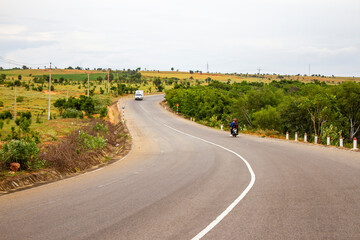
234, 118, 237, 121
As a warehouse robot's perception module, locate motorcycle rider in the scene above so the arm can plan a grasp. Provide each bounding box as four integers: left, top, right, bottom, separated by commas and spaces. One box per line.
230, 118, 238, 136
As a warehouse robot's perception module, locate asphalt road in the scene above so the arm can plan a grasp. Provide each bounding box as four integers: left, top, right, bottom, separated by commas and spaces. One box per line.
1, 95, 360, 240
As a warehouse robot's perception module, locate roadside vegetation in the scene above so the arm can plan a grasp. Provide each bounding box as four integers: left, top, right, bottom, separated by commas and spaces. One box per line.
1, 67, 359, 188
0, 68, 152, 185
165, 80, 360, 148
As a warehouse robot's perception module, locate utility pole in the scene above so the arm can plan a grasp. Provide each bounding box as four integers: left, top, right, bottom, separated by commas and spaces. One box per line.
66, 89, 68, 101
257, 67, 262, 82
48, 62, 51, 120
14, 84, 17, 120
309, 64, 311, 76
207, 62, 209, 73
107, 70, 110, 94
87, 73, 89, 97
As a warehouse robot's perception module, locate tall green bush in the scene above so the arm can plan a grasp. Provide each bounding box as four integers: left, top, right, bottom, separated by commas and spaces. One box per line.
62, 108, 84, 119
0, 139, 42, 170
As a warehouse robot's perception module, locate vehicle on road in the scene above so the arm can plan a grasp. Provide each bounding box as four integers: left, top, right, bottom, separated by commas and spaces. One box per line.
231, 128, 238, 137
135, 90, 144, 100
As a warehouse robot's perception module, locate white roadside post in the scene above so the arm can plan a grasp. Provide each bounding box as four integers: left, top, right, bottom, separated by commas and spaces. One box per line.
295, 132, 298, 141
340, 137, 344, 147
304, 133, 307, 142
286, 131, 289, 140
221, 124, 223, 131
314, 135, 318, 144
327, 136, 331, 146
354, 138, 358, 150
122, 105, 125, 123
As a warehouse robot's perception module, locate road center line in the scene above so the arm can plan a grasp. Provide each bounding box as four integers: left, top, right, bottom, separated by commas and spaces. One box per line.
162, 123, 256, 240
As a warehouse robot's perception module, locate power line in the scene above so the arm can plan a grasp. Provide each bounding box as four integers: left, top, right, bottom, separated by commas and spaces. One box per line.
0, 56, 49, 67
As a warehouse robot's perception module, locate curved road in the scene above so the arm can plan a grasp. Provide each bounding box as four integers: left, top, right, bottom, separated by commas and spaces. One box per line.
1, 95, 360, 239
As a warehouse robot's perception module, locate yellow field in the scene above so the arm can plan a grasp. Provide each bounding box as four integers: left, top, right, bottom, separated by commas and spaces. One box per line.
1, 68, 105, 76
140, 71, 359, 84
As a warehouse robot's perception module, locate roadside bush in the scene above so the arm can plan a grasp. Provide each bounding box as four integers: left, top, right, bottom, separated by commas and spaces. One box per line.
78, 132, 107, 150
40, 119, 123, 172
0, 139, 42, 170
321, 124, 342, 145
94, 122, 109, 133
0, 100, 3, 107
99, 107, 108, 118
62, 108, 84, 119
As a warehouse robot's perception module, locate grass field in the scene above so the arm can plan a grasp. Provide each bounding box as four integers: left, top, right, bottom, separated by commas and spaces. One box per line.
0, 70, 117, 143
0, 68, 106, 76
1, 69, 109, 82
140, 71, 360, 84
0, 81, 114, 142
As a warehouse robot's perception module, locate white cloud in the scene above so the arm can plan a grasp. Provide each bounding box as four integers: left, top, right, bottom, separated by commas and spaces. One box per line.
0, 0, 359, 76
0, 24, 27, 36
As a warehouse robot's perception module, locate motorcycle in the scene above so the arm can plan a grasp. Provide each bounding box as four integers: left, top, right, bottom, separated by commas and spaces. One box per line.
231, 128, 238, 137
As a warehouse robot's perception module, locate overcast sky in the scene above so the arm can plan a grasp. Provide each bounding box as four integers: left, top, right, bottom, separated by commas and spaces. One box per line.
0, 0, 359, 76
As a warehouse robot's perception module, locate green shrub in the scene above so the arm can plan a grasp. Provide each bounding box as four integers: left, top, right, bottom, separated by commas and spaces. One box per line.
94, 122, 109, 133
321, 124, 342, 145
78, 131, 107, 150
99, 107, 108, 118
0, 110, 13, 120
16, 96, 25, 102
62, 108, 84, 119
0, 100, 3, 107
93, 95, 112, 112
36, 114, 42, 123
0, 139, 41, 170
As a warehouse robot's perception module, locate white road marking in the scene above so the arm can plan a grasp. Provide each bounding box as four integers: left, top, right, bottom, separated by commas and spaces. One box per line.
162, 123, 256, 240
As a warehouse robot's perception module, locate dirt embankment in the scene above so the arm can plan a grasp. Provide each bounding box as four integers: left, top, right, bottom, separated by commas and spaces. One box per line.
108, 101, 121, 124
0, 100, 131, 195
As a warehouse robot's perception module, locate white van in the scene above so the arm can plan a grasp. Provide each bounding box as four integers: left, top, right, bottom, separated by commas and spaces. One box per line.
134, 90, 144, 100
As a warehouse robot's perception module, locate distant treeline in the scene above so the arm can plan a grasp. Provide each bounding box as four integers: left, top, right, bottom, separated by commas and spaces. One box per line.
165, 80, 360, 144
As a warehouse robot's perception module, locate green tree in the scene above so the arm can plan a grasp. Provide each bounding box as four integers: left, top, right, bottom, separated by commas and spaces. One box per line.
335, 81, 360, 139
278, 96, 311, 134
299, 86, 337, 140
156, 85, 164, 92
153, 78, 162, 87
54, 98, 67, 115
